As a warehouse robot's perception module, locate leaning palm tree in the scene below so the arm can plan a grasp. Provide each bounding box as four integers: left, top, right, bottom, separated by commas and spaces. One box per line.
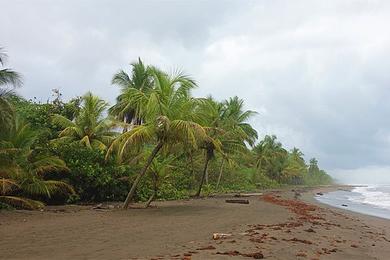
107, 67, 207, 208
52, 92, 118, 150
110, 58, 153, 128
0, 115, 74, 209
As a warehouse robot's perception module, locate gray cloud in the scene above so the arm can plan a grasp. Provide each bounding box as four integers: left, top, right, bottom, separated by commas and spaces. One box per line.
1, 0, 390, 182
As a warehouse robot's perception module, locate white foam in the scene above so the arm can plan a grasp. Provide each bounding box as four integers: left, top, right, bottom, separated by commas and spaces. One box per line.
348, 185, 390, 209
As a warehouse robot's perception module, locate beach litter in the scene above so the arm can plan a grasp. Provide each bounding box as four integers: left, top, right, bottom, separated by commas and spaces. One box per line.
212, 233, 233, 240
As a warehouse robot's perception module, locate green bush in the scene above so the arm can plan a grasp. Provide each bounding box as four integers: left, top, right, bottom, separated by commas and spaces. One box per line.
251, 169, 281, 189
52, 144, 131, 202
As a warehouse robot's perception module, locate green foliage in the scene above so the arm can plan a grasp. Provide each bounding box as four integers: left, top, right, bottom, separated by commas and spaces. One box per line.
304, 158, 333, 185
52, 143, 130, 202
0, 112, 74, 209
8, 94, 80, 145
52, 92, 117, 150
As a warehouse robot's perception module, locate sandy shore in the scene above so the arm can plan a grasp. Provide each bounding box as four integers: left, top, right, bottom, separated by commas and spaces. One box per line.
1, 188, 389, 259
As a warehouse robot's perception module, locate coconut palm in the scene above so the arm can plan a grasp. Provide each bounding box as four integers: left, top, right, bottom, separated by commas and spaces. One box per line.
253, 135, 288, 182
0, 48, 22, 88
0, 48, 22, 133
108, 67, 207, 208
194, 96, 258, 195
215, 97, 258, 188
192, 97, 223, 196
0, 115, 74, 209
52, 92, 118, 150
110, 58, 153, 128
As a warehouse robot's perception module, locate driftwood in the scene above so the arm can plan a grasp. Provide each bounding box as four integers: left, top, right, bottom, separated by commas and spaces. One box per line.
225, 199, 249, 204
234, 193, 263, 197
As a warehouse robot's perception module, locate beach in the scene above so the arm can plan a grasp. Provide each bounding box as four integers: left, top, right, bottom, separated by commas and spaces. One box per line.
1, 188, 389, 259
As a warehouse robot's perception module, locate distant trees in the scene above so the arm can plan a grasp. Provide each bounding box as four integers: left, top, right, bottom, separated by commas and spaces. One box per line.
254, 135, 288, 182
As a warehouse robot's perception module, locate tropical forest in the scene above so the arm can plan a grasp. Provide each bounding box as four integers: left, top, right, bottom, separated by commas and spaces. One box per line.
0, 49, 332, 210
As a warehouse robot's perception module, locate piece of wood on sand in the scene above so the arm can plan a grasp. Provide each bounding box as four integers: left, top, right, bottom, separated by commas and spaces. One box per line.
225, 199, 249, 204
234, 192, 263, 197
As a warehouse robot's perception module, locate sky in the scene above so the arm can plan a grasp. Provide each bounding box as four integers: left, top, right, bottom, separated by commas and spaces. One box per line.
1, 0, 390, 183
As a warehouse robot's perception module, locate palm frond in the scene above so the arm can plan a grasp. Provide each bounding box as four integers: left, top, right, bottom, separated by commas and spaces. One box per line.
32, 155, 69, 176
0, 178, 19, 195
0, 196, 44, 210
0, 69, 22, 87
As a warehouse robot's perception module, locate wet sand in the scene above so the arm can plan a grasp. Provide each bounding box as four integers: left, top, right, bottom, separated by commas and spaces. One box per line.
1, 188, 389, 259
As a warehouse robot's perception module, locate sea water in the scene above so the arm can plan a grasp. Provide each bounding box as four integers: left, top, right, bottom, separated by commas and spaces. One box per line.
315, 185, 390, 220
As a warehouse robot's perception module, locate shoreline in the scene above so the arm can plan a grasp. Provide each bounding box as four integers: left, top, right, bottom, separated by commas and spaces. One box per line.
305, 186, 390, 221
1, 186, 390, 259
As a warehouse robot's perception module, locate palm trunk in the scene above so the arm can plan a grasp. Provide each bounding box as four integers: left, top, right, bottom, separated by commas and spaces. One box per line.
216, 159, 225, 189
205, 167, 209, 185
145, 171, 158, 208
188, 151, 194, 175
123, 141, 163, 209
195, 153, 211, 197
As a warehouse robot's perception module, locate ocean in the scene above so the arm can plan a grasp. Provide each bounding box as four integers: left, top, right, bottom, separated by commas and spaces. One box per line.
315, 185, 390, 220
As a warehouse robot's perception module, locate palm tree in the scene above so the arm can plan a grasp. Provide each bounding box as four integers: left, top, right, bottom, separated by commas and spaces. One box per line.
109, 58, 153, 128
194, 96, 258, 195
52, 92, 118, 150
215, 97, 258, 188
0, 48, 22, 88
108, 67, 207, 208
192, 97, 223, 196
253, 135, 288, 182
0, 47, 22, 133
0, 115, 74, 209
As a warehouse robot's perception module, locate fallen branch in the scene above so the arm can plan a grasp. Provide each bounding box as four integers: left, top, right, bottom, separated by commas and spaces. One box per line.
226, 199, 249, 204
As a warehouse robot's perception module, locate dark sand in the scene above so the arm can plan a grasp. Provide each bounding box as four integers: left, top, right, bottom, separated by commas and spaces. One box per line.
1, 188, 389, 259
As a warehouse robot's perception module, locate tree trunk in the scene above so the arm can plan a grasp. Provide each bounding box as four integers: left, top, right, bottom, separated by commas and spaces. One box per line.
195, 154, 210, 197
144, 171, 158, 208
205, 166, 209, 185
122, 141, 163, 209
144, 192, 156, 208
216, 159, 225, 189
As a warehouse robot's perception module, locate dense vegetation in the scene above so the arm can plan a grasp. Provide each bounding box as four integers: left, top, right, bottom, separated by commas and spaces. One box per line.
0, 49, 332, 209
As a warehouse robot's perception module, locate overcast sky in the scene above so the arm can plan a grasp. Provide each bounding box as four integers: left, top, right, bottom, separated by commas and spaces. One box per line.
1, 0, 390, 183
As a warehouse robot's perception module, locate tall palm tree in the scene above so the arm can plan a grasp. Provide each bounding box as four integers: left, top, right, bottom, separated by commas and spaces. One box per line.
193, 97, 223, 196
215, 97, 258, 188
52, 92, 118, 150
108, 67, 207, 208
194, 96, 258, 195
110, 58, 153, 128
0, 115, 74, 209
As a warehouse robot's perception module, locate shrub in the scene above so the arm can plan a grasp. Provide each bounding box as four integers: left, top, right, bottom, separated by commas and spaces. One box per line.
52, 144, 131, 202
